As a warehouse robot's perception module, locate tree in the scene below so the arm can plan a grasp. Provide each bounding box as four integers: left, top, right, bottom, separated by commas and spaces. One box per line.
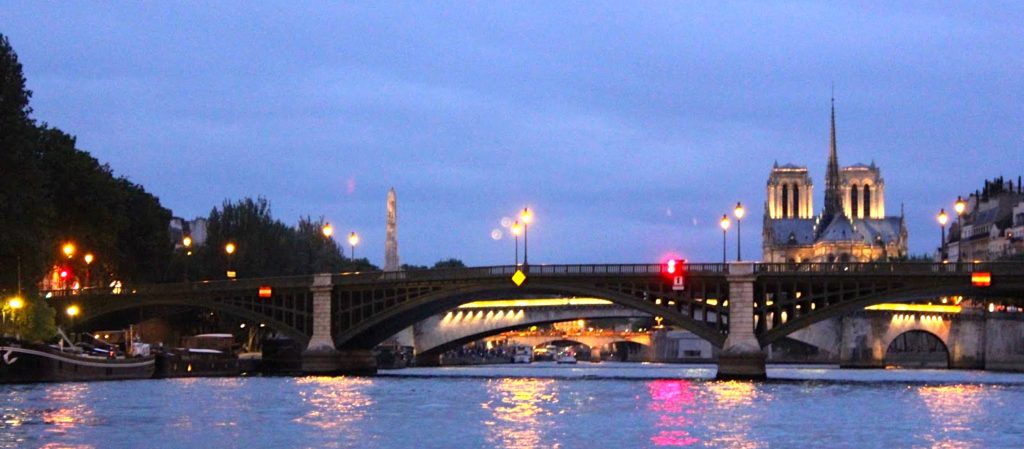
432, 258, 466, 269
1, 295, 57, 342
0, 34, 51, 293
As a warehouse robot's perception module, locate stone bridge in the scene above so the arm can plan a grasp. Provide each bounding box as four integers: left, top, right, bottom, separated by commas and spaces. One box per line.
49, 261, 1024, 379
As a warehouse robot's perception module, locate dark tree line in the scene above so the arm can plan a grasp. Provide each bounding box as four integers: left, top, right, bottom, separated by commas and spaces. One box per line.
170, 197, 377, 281
0, 33, 171, 296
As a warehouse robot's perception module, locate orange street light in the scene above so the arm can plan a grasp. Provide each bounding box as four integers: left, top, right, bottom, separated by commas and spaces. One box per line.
183, 236, 192, 248
66, 304, 80, 318
62, 242, 76, 259
937, 209, 948, 261
720, 214, 731, 264
8, 296, 24, 310
954, 196, 966, 216
225, 242, 236, 255
348, 232, 359, 260
519, 208, 533, 266
733, 202, 745, 261
511, 221, 522, 266
322, 223, 334, 238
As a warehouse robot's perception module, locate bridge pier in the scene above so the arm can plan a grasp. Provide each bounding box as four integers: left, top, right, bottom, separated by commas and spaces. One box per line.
717, 262, 767, 380
302, 274, 342, 373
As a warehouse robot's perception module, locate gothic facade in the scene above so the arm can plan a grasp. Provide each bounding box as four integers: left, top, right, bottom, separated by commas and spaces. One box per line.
762, 101, 908, 263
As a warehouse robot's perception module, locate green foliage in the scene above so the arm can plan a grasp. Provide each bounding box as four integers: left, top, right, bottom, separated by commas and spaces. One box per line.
0, 34, 172, 291
1, 295, 57, 342
186, 198, 376, 279
431, 258, 466, 269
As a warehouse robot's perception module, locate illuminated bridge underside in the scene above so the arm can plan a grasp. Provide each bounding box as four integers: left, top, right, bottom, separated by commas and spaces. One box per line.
411, 303, 652, 360
51, 263, 1024, 355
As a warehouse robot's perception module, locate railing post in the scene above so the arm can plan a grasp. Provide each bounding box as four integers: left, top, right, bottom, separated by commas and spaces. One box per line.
717, 261, 767, 380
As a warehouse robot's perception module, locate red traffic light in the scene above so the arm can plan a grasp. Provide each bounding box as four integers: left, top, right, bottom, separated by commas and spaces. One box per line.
665, 259, 685, 275
60, 269, 70, 279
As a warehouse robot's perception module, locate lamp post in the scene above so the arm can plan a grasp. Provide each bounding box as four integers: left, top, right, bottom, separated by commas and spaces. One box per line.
954, 196, 966, 266
62, 242, 75, 259
511, 221, 522, 266
520, 208, 533, 267
66, 304, 79, 329
720, 214, 731, 265
83, 253, 94, 289
322, 223, 334, 239
6, 296, 24, 334
733, 202, 745, 261
348, 232, 359, 261
182, 236, 192, 282
937, 209, 949, 261
225, 242, 236, 279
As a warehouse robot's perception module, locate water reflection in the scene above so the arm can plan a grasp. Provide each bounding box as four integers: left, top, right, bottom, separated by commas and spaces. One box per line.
293, 376, 374, 443
482, 377, 557, 449
917, 384, 985, 449
647, 380, 698, 447
704, 381, 764, 449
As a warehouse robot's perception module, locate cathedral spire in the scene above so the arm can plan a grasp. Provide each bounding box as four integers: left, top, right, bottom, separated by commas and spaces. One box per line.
823, 96, 843, 216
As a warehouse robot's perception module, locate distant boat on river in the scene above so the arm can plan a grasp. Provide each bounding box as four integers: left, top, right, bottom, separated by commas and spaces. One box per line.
0, 336, 155, 383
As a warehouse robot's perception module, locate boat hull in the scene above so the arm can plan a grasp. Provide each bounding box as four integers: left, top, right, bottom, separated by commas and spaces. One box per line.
0, 344, 155, 383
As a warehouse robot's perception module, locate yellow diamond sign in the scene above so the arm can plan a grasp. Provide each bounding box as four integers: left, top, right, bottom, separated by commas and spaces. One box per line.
511, 270, 527, 287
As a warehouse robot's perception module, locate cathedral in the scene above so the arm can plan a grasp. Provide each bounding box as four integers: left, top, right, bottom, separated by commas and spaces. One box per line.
762, 100, 908, 263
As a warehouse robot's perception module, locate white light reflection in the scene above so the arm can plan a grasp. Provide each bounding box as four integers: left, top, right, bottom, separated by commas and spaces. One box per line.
704, 381, 765, 449
481, 378, 557, 449
917, 384, 985, 449
294, 376, 374, 442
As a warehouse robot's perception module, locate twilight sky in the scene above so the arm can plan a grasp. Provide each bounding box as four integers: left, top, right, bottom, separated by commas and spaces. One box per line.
3, 3, 1023, 267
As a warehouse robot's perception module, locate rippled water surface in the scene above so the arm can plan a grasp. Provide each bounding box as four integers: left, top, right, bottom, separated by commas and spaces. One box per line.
2, 363, 1023, 448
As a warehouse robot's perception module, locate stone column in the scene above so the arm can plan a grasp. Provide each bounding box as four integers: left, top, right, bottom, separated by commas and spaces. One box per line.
717, 262, 767, 380
302, 273, 341, 373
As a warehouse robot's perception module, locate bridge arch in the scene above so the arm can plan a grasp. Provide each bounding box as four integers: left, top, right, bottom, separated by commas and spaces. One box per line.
884, 329, 950, 369
413, 312, 650, 364
335, 280, 726, 350
758, 282, 998, 347
60, 297, 312, 347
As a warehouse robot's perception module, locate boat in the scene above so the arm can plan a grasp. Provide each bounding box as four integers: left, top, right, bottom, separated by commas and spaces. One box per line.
0, 332, 155, 383
511, 344, 533, 363
555, 350, 577, 364
154, 333, 240, 378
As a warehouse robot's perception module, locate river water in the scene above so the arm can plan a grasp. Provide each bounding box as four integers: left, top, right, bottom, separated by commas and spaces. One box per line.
2, 363, 1023, 448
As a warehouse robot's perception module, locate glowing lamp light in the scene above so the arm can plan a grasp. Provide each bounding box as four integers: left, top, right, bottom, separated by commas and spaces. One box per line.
954, 196, 966, 215
8, 297, 25, 310
666, 259, 678, 275
66, 305, 80, 318
520, 208, 533, 225
971, 272, 991, 288
225, 242, 236, 255
937, 209, 949, 226
734, 202, 745, 220
183, 236, 192, 248
60, 269, 69, 279
258, 285, 272, 299
84, 253, 94, 265
511, 221, 522, 236
322, 223, 333, 238
348, 232, 360, 247
720, 214, 731, 230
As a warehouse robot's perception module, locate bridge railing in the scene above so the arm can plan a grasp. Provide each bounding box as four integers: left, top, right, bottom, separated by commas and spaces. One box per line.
753, 261, 1024, 275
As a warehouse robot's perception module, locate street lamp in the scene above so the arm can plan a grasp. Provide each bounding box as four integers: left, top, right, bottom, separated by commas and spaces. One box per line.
937, 209, 949, 261
322, 223, 334, 239
520, 208, 533, 267
83, 253, 94, 289
62, 242, 75, 259
733, 202, 745, 261
348, 232, 359, 260
225, 242, 237, 279
66, 304, 80, 336
720, 214, 731, 265
511, 221, 522, 266
954, 196, 966, 266
182, 236, 192, 282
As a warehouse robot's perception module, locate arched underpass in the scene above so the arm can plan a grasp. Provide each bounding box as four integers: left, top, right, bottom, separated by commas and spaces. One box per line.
885, 330, 950, 369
